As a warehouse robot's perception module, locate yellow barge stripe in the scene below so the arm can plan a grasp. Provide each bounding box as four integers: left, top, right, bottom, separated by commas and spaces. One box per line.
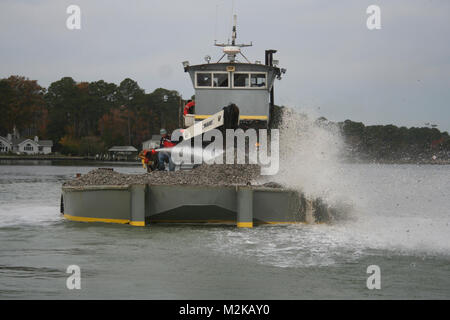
259, 221, 306, 225
149, 220, 302, 225
129, 221, 145, 226
149, 220, 304, 225
194, 115, 268, 120
64, 214, 133, 225
63, 214, 304, 227
237, 222, 253, 228
149, 219, 235, 224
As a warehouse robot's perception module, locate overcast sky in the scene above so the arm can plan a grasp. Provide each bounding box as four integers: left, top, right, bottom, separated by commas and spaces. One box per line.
1, 0, 449, 131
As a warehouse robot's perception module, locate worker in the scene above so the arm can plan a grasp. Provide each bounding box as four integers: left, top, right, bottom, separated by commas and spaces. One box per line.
183, 100, 195, 115
158, 128, 176, 171
138, 150, 148, 169
139, 148, 157, 172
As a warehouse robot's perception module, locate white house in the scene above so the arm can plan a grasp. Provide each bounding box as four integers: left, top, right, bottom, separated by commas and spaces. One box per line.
0, 129, 53, 154
14, 136, 53, 155
15, 139, 40, 155
34, 137, 53, 154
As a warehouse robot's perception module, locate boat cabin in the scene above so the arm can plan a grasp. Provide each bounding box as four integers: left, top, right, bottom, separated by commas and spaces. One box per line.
182, 15, 285, 126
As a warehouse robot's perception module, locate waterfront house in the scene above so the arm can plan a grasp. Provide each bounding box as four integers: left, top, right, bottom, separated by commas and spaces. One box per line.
0, 130, 53, 155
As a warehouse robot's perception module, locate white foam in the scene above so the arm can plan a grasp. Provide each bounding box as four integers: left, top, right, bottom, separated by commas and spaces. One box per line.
0, 204, 61, 227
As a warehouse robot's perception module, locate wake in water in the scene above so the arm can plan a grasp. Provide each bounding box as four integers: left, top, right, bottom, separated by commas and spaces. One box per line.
208, 108, 450, 267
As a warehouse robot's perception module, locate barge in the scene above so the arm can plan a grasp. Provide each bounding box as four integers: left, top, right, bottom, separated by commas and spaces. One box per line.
61, 179, 331, 227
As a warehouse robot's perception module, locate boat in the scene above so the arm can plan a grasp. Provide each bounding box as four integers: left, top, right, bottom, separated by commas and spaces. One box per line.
60, 16, 333, 227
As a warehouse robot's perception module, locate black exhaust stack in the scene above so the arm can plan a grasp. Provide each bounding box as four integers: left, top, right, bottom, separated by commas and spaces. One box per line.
265, 49, 277, 126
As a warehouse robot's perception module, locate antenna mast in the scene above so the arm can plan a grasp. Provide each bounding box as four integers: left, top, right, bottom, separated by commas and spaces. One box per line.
214, 14, 252, 63
231, 14, 237, 45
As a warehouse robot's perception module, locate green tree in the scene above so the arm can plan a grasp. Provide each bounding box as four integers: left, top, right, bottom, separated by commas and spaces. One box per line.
117, 78, 145, 145
0, 79, 14, 136
0, 76, 47, 137
45, 77, 79, 146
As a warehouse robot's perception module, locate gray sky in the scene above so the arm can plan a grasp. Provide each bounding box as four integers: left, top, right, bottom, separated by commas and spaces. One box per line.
1, 0, 449, 131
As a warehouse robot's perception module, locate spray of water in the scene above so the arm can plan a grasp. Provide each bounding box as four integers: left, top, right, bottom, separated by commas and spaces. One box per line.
272, 107, 356, 218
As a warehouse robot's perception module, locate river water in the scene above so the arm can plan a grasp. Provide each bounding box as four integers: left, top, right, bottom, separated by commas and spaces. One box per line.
0, 161, 449, 299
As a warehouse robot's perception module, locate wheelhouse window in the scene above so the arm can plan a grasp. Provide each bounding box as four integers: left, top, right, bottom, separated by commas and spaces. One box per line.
196, 72, 230, 88
213, 73, 229, 87
251, 73, 266, 87
233, 72, 266, 88
196, 73, 212, 87
233, 73, 249, 87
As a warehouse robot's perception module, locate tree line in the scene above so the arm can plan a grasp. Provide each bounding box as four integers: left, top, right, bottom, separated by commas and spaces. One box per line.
1, 75, 448, 162
339, 119, 450, 162
0, 75, 183, 155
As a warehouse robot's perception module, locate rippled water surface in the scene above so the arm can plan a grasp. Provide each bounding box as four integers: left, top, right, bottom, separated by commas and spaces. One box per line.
0, 161, 449, 299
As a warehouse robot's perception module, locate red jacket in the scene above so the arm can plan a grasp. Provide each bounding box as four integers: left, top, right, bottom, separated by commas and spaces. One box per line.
160, 136, 176, 149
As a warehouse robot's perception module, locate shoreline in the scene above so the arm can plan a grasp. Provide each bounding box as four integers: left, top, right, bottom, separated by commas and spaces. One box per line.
0, 155, 87, 160
0, 155, 139, 166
